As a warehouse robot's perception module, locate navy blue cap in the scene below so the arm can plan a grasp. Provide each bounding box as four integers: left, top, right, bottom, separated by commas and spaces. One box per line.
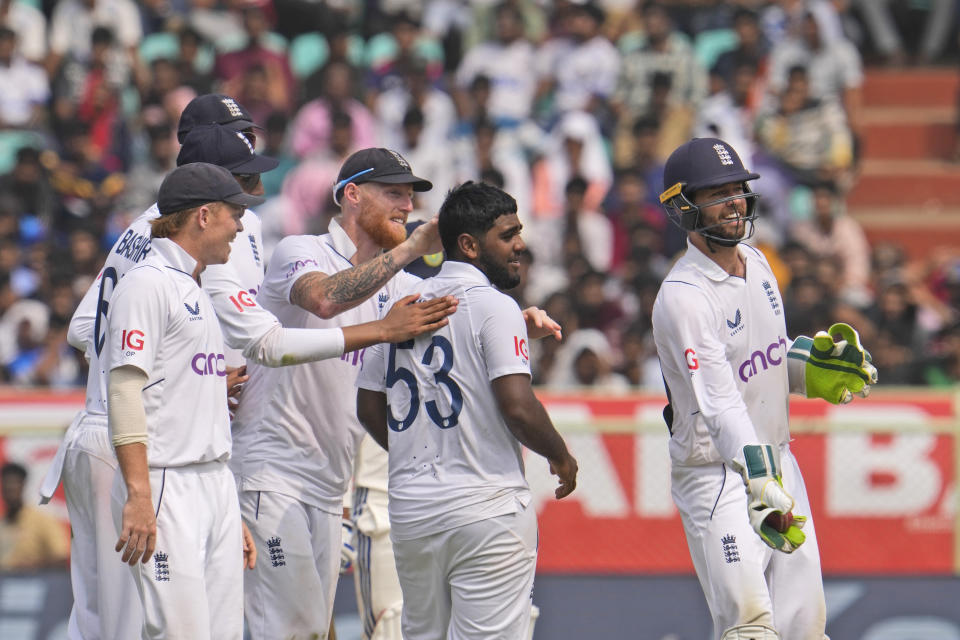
662, 137, 759, 195
334, 148, 432, 205
177, 124, 280, 174
177, 94, 258, 143
158, 163, 265, 216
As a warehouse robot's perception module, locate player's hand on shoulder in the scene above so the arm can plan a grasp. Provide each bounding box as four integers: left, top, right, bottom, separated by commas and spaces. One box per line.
381, 293, 458, 342
116, 494, 157, 566
549, 452, 578, 499
404, 215, 443, 257
790, 322, 878, 405
522, 306, 562, 341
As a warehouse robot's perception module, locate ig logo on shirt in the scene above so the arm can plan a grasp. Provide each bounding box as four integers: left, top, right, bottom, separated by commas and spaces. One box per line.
514, 336, 528, 365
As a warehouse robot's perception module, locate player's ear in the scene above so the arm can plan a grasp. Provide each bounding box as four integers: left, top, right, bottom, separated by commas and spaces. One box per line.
196, 203, 213, 230
342, 182, 362, 206
457, 233, 479, 259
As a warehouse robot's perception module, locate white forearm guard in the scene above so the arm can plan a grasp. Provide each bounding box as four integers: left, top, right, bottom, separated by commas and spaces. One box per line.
243, 325, 345, 367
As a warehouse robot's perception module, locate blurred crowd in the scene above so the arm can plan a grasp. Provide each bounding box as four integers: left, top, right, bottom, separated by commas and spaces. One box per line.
1, 0, 960, 391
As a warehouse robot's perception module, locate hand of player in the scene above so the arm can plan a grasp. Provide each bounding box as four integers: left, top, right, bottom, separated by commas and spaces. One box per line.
789, 322, 878, 404
339, 518, 357, 574
404, 215, 443, 257
522, 306, 562, 341
226, 365, 249, 419
241, 520, 257, 569
549, 453, 578, 499
736, 445, 806, 553
380, 294, 458, 342
115, 493, 157, 566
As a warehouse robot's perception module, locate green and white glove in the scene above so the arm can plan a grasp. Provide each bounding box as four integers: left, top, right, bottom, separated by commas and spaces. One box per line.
789, 322, 878, 405
737, 445, 807, 553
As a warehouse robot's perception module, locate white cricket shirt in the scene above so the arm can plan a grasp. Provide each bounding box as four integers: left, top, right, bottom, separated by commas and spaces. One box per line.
106, 238, 231, 467
230, 218, 420, 514
652, 240, 791, 469
70, 205, 276, 419
357, 260, 533, 541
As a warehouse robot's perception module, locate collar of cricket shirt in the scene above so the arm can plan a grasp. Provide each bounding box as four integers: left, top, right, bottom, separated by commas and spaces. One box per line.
684, 238, 751, 283
326, 217, 358, 264
437, 260, 493, 288
152, 237, 199, 280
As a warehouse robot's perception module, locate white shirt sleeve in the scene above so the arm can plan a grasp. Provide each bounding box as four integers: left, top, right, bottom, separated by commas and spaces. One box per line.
107, 270, 166, 378
67, 267, 105, 352
654, 284, 760, 468
477, 293, 532, 381
202, 259, 281, 352
357, 341, 387, 392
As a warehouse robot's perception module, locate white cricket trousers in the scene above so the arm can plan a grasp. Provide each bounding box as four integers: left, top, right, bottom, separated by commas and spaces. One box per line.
239, 489, 341, 640
672, 446, 828, 640
111, 460, 243, 640
44, 414, 143, 640
392, 503, 538, 640
352, 486, 403, 640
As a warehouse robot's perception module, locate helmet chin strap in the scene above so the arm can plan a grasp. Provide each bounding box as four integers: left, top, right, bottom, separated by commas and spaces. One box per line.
702, 232, 741, 253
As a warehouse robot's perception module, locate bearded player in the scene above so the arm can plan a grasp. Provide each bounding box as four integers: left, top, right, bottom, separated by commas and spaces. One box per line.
652, 137, 878, 640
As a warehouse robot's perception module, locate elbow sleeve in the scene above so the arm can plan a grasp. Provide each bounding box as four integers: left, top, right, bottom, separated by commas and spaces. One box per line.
108, 366, 149, 448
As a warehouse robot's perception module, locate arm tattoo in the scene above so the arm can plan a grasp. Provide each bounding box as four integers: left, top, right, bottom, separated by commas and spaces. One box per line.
290, 252, 401, 312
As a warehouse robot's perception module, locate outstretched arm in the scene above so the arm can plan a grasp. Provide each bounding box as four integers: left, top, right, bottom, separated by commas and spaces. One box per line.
289, 218, 442, 319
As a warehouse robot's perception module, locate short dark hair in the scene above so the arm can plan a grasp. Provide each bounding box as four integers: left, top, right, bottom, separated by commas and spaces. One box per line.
439, 181, 517, 258
1, 462, 27, 481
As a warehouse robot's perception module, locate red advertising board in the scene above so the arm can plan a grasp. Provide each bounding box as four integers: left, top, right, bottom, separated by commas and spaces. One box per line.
1, 390, 957, 575
531, 392, 957, 575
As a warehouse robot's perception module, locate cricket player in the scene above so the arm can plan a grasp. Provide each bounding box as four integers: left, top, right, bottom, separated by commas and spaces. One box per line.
652, 137, 878, 640
106, 162, 265, 639
356, 180, 579, 640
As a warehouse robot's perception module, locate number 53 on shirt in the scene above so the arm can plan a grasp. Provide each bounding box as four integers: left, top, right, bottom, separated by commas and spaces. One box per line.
386, 337, 463, 431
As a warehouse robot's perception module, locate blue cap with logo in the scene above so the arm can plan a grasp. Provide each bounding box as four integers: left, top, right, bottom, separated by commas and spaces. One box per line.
662, 137, 759, 196
177, 124, 280, 175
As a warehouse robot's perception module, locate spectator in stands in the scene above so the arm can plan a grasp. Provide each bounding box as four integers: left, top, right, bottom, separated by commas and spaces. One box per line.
118, 121, 175, 218
534, 2, 619, 121
0, 148, 56, 226
215, 4, 295, 114
259, 111, 295, 197
766, 9, 863, 133
452, 118, 532, 222
755, 64, 854, 191
47, 0, 144, 84
0, 27, 47, 132
464, 0, 547, 51
174, 26, 215, 96
396, 106, 454, 215
0, 462, 69, 569
713, 7, 770, 91
375, 54, 456, 151
531, 110, 612, 220
853, 0, 954, 65
612, 2, 707, 154
0, 0, 46, 64
188, 0, 244, 50
695, 64, 758, 174
789, 180, 870, 306
455, 2, 537, 129
546, 328, 629, 390
366, 11, 443, 97
290, 59, 376, 159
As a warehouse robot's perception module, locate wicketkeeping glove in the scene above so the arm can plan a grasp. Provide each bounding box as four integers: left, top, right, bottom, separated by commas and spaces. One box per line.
340, 518, 356, 574
789, 322, 878, 405
737, 444, 807, 553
